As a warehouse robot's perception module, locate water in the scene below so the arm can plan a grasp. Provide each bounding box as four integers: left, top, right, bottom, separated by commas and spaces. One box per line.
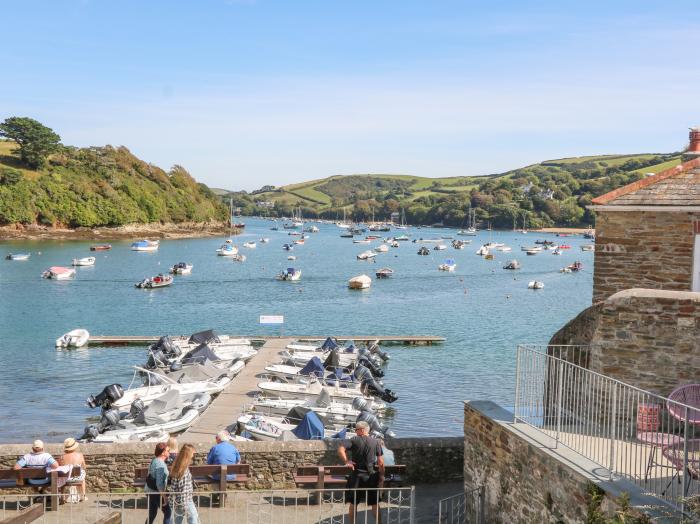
0, 219, 592, 442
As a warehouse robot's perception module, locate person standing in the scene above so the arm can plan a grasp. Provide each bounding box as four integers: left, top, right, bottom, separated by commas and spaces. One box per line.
338, 421, 385, 524
167, 444, 199, 524
145, 442, 172, 524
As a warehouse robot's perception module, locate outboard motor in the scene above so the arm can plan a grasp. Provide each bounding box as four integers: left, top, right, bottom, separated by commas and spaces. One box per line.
351, 396, 373, 413
86, 384, 124, 409
146, 349, 167, 369
357, 410, 394, 438
358, 369, 398, 403
368, 342, 390, 362
357, 356, 384, 378
130, 398, 146, 421
169, 361, 183, 372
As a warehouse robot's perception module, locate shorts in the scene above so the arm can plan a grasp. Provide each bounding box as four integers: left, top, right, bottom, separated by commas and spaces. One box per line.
345, 471, 381, 506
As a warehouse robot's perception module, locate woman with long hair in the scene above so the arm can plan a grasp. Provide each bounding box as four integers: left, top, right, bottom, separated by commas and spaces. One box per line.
167, 444, 199, 524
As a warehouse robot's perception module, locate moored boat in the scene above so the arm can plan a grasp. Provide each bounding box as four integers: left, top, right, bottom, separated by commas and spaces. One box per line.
243, 241, 257, 249
90, 244, 112, 251
6, 253, 31, 261
438, 259, 456, 271
348, 274, 372, 289
503, 260, 521, 270
374, 244, 389, 253
417, 246, 430, 255
42, 266, 75, 280
131, 239, 159, 252
375, 268, 394, 278
72, 256, 96, 266
217, 243, 239, 256
277, 268, 301, 281
528, 281, 545, 289
169, 262, 193, 275
356, 250, 376, 260
581, 244, 595, 252
135, 274, 173, 289
56, 328, 90, 348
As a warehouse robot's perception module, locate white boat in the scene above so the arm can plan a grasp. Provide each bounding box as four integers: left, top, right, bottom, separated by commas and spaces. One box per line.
476, 245, 489, 256
243, 241, 256, 249
353, 239, 371, 244
305, 226, 320, 233
42, 266, 75, 280
259, 238, 270, 243
497, 246, 512, 252
135, 274, 173, 289
521, 246, 542, 252
55, 328, 90, 348
6, 253, 30, 261
552, 249, 562, 255
231, 254, 246, 262
375, 268, 394, 278
374, 244, 389, 253
433, 244, 447, 251
237, 413, 349, 441
581, 244, 595, 252
525, 249, 539, 256
217, 244, 239, 256
169, 262, 193, 275
286, 343, 321, 352
131, 240, 159, 252
356, 251, 376, 261
503, 260, 521, 270
277, 268, 302, 281
251, 396, 380, 424
257, 380, 373, 405
72, 257, 96, 266
457, 228, 477, 236
438, 259, 456, 271
287, 255, 296, 261
528, 281, 545, 289
390, 241, 400, 248
348, 274, 372, 289
394, 235, 410, 241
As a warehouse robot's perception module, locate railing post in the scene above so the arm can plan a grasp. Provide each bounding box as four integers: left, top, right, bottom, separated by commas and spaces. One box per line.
409, 485, 416, 524
608, 383, 617, 479
514, 345, 522, 421
478, 485, 486, 524
555, 357, 564, 448
682, 406, 689, 501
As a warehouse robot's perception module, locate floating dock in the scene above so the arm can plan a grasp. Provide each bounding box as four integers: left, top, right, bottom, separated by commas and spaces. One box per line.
87, 335, 445, 346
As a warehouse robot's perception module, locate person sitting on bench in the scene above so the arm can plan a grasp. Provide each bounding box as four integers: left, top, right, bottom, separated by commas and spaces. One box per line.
13, 440, 59, 489
206, 430, 240, 481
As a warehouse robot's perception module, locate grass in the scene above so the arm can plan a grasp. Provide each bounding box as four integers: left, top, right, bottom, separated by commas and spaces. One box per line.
630, 157, 682, 175
0, 141, 41, 180
543, 153, 659, 166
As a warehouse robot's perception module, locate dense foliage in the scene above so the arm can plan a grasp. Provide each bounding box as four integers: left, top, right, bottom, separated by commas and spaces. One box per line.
0, 142, 227, 227
0, 117, 62, 169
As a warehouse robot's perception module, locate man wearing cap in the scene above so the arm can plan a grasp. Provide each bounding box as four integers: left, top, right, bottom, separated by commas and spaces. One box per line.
338, 421, 385, 524
13, 440, 59, 488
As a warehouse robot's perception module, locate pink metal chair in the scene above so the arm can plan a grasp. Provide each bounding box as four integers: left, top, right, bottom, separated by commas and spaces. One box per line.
635, 402, 683, 481
667, 384, 700, 425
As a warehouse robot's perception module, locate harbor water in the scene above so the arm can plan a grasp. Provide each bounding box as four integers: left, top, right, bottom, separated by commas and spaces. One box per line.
0, 218, 593, 442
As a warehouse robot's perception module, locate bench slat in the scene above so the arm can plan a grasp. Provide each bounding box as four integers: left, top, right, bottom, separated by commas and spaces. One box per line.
0, 503, 44, 524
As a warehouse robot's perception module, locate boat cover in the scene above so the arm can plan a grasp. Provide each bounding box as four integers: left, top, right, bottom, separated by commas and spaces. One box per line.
188, 330, 220, 345
141, 390, 184, 425
299, 356, 324, 377
291, 411, 324, 440
343, 342, 356, 353
321, 337, 338, 351
164, 360, 223, 383
182, 344, 222, 365
332, 428, 348, 439
323, 350, 340, 369
315, 388, 332, 407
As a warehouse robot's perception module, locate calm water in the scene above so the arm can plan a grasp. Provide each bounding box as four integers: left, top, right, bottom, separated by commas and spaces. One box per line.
0, 218, 593, 442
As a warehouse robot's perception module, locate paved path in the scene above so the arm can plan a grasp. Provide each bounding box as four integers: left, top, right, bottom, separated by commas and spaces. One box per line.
181, 338, 293, 443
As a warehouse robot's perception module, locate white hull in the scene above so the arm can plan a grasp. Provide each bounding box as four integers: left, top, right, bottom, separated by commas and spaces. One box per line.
90, 408, 200, 443
72, 257, 96, 266
257, 380, 368, 404
252, 397, 383, 423
112, 375, 233, 411
56, 329, 90, 348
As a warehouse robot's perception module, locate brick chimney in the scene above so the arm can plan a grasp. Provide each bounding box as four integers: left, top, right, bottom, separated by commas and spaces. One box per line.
682, 126, 700, 162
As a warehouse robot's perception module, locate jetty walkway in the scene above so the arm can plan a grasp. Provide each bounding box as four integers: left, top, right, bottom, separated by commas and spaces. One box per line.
87, 335, 445, 345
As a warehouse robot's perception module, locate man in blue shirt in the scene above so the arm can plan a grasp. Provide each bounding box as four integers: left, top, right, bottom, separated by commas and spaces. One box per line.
206, 430, 240, 481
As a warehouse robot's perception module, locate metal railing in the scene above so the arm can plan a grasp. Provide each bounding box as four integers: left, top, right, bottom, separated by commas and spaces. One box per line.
514, 344, 700, 515
0, 487, 415, 523
438, 486, 485, 523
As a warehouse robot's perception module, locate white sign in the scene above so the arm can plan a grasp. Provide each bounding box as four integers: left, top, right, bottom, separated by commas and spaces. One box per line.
259, 315, 284, 325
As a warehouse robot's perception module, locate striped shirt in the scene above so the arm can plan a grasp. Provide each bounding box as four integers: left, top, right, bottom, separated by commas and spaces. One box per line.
16, 452, 57, 485
167, 469, 194, 507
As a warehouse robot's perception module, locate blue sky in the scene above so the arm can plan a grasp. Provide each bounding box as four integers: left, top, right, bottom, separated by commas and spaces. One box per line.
2, 1, 699, 190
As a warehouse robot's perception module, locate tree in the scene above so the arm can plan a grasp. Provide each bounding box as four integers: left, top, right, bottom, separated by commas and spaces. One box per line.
0, 117, 61, 168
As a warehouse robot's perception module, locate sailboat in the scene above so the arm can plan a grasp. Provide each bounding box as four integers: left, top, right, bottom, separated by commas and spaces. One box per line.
394, 208, 408, 230
458, 208, 477, 236
217, 198, 239, 256
521, 214, 528, 235
336, 207, 351, 229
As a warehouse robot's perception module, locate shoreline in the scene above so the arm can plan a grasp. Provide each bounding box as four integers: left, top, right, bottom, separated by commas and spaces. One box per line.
0, 221, 234, 241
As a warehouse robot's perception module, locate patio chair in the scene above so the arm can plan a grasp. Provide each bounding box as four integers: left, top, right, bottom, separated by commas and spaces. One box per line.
635, 402, 683, 482
667, 384, 700, 425
661, 438, 700, 496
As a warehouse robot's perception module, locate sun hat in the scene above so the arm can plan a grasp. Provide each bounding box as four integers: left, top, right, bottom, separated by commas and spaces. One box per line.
64, 438, 79, 452
32, 439, 44, 451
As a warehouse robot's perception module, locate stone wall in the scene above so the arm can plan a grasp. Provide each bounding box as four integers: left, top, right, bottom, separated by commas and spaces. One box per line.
549, 288, 700, 396
593, 210, 697, 303
0, 437, 462, 493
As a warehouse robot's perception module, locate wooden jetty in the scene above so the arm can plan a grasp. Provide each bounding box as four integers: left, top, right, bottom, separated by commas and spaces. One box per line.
87, 335, 445, 346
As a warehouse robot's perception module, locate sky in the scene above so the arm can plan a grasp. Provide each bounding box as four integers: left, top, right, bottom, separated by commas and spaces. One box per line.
2, 1, 699, 191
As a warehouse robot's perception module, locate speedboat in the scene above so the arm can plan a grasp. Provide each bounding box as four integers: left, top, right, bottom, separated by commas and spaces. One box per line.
169, 262, 193, 275
42, 266, 75, 280
375, 268, 394, 278
394, 235, 409, 241
353, 239, 371, 244
525, 249, 539, 256
304, 226, 320, 233
287, 255, 296, 261
552, 249, 562, 255
231, 254, 246, 262
6, 253, 30, 261
135, 274, 173, 289
457, 228, 477, 236
293, 238, 305, 245
565, 261, 583, 272
72, 257, 96, 266
433, 244, 447, 251
56, 328, 90, 348
476, 245, 489, 256
503, 260, 521, 270
251, 395, 381, 425
438, 259, 456, 271
243, 241, 256, 249
417, 247, 430, 256
277, 268, 302, 281
374, 244, 389, 253
348, 274, 372, 289
528, 281, 545, 289
390, 241, 400, 248
356, 251, 376, 260
237, 412, 350, 441
217, 244, 239, 256
497, 246, 512, 252
131, 240, 159, 252
451, 240, 467, 250
581, 244, 595, 252
90, 244, 111, 251
259, 238, 270, 243
282, 243, 294, 251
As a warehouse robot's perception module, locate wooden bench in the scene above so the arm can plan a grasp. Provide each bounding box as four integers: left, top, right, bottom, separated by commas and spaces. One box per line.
0, 503, 44, 524
0, 466, 82, 511
134, 464, 250, 492
294, 465, 406, 490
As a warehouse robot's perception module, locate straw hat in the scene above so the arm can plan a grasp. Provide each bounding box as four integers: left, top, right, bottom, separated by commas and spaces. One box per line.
64, 438, 79, 452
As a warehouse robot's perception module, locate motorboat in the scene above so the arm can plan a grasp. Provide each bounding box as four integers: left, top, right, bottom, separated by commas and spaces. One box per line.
394, 235, 409, 241
356, 251, 376, 260
135, 274, 173, 289
251, 394, 382, 424
82, 389, 204, 443
90, 244, 111, 251
56, 328, 90, 348
438, 259, 456, 271
503, 260, 521, 270
147, 342, 254, 372
484, 242, 504, 249
167, 330, 253, 351
6, 253, 31, 261
534, 240, 556, 246
433, 244, 447, 251
375, 268, 394, 278
374, 244, 389, 253
304, 226, 319, 233
243, 241, 256, 249
287, 255, 296, 261
277, 268, 302, 281
293, 238, 305, 245
413, 238, 443, 243
348, 274, 372, 289
552, 249, 562, 255
525, 249, 539, 256
282, 243, 294, 251
259, 238, 270, 243
237, 411, 350, 441
451, 240, 468, 249
42, 266, 75, 280
476, 245, 489, 256
565, 261, 583, 272
457, 227, 477, 236
528, 281, 545, 289
558, 244, 571, 250
340, 232, 354, 238
131, 240, 159, 252
231, 254, 246, 262
497, 246, 512, 252
390, 241, 400, 248
417, 247, 430, 256
353, 239, 371, 244
169, 262, 193, 275
258, 380, 370, 405
521, 246, 543, 252
581, 244, 595, 252
72, 257, 96, 266
217, 244, 239, 256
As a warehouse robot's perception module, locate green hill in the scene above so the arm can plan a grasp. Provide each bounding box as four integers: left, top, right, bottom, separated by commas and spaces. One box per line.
225, 152, 681, 228
0, 140, 228, 228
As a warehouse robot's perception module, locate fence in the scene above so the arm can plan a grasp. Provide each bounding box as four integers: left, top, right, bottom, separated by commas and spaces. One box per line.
438, 486, 485, 523
0, 487, 415, 523
514, 344, 700, 515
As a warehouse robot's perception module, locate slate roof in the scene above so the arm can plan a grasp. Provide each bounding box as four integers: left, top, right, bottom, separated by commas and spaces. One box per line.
592, 158, 700, 206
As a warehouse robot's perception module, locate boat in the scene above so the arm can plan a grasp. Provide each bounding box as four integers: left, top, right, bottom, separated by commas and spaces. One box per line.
503, 260, 521, 270
348, 274, 372, 289
130, 240, 159, 252
135, 274, 173, 289
169, 262, 193, 275
353, 239, 371, 244
390, 241, 400, 248
566, 261, 583, 272
417, 247, 430, 256
375, 268, 394, 278
277, 268, 302, 281
528, 281, 545, 289
452, 240, 470, 249
583, 227, 595, 240
534, 240, 556, 246
304, 226, 320, 233
258, 377, 397, 404
497, 246, 512, 252
231, 254, 246, 262
581, 244, 595, 252
90, 244, 112, 251
259, 238, 270, 243
42, 266, 75, 280
525, 249, 539, 256
243, 241, 256, 249
356, 251, 376, 260
217, 243, 239, 256
287, 255, 296, 261
476, 245, 489, 256
552, 249, 562, 255
558, 244, 571, 250
233, 222, 246, 229
484, 253, 495, 260
394, 235, 409, 242
521, 246, 542, 252
374, 244, 389, 253
55, 328, 90, 348
366, 235, 382, 240
340, 232, 354, 238
237, 411, 351, 441
72, 257, 96, 266
433, 244, 447, 251
251, 395, 382, 425
293, 238, 305, 245
438, 259, 456, 271
282, 243, 294, 251
458, 209, 478, 236
6, 253, 31, 261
